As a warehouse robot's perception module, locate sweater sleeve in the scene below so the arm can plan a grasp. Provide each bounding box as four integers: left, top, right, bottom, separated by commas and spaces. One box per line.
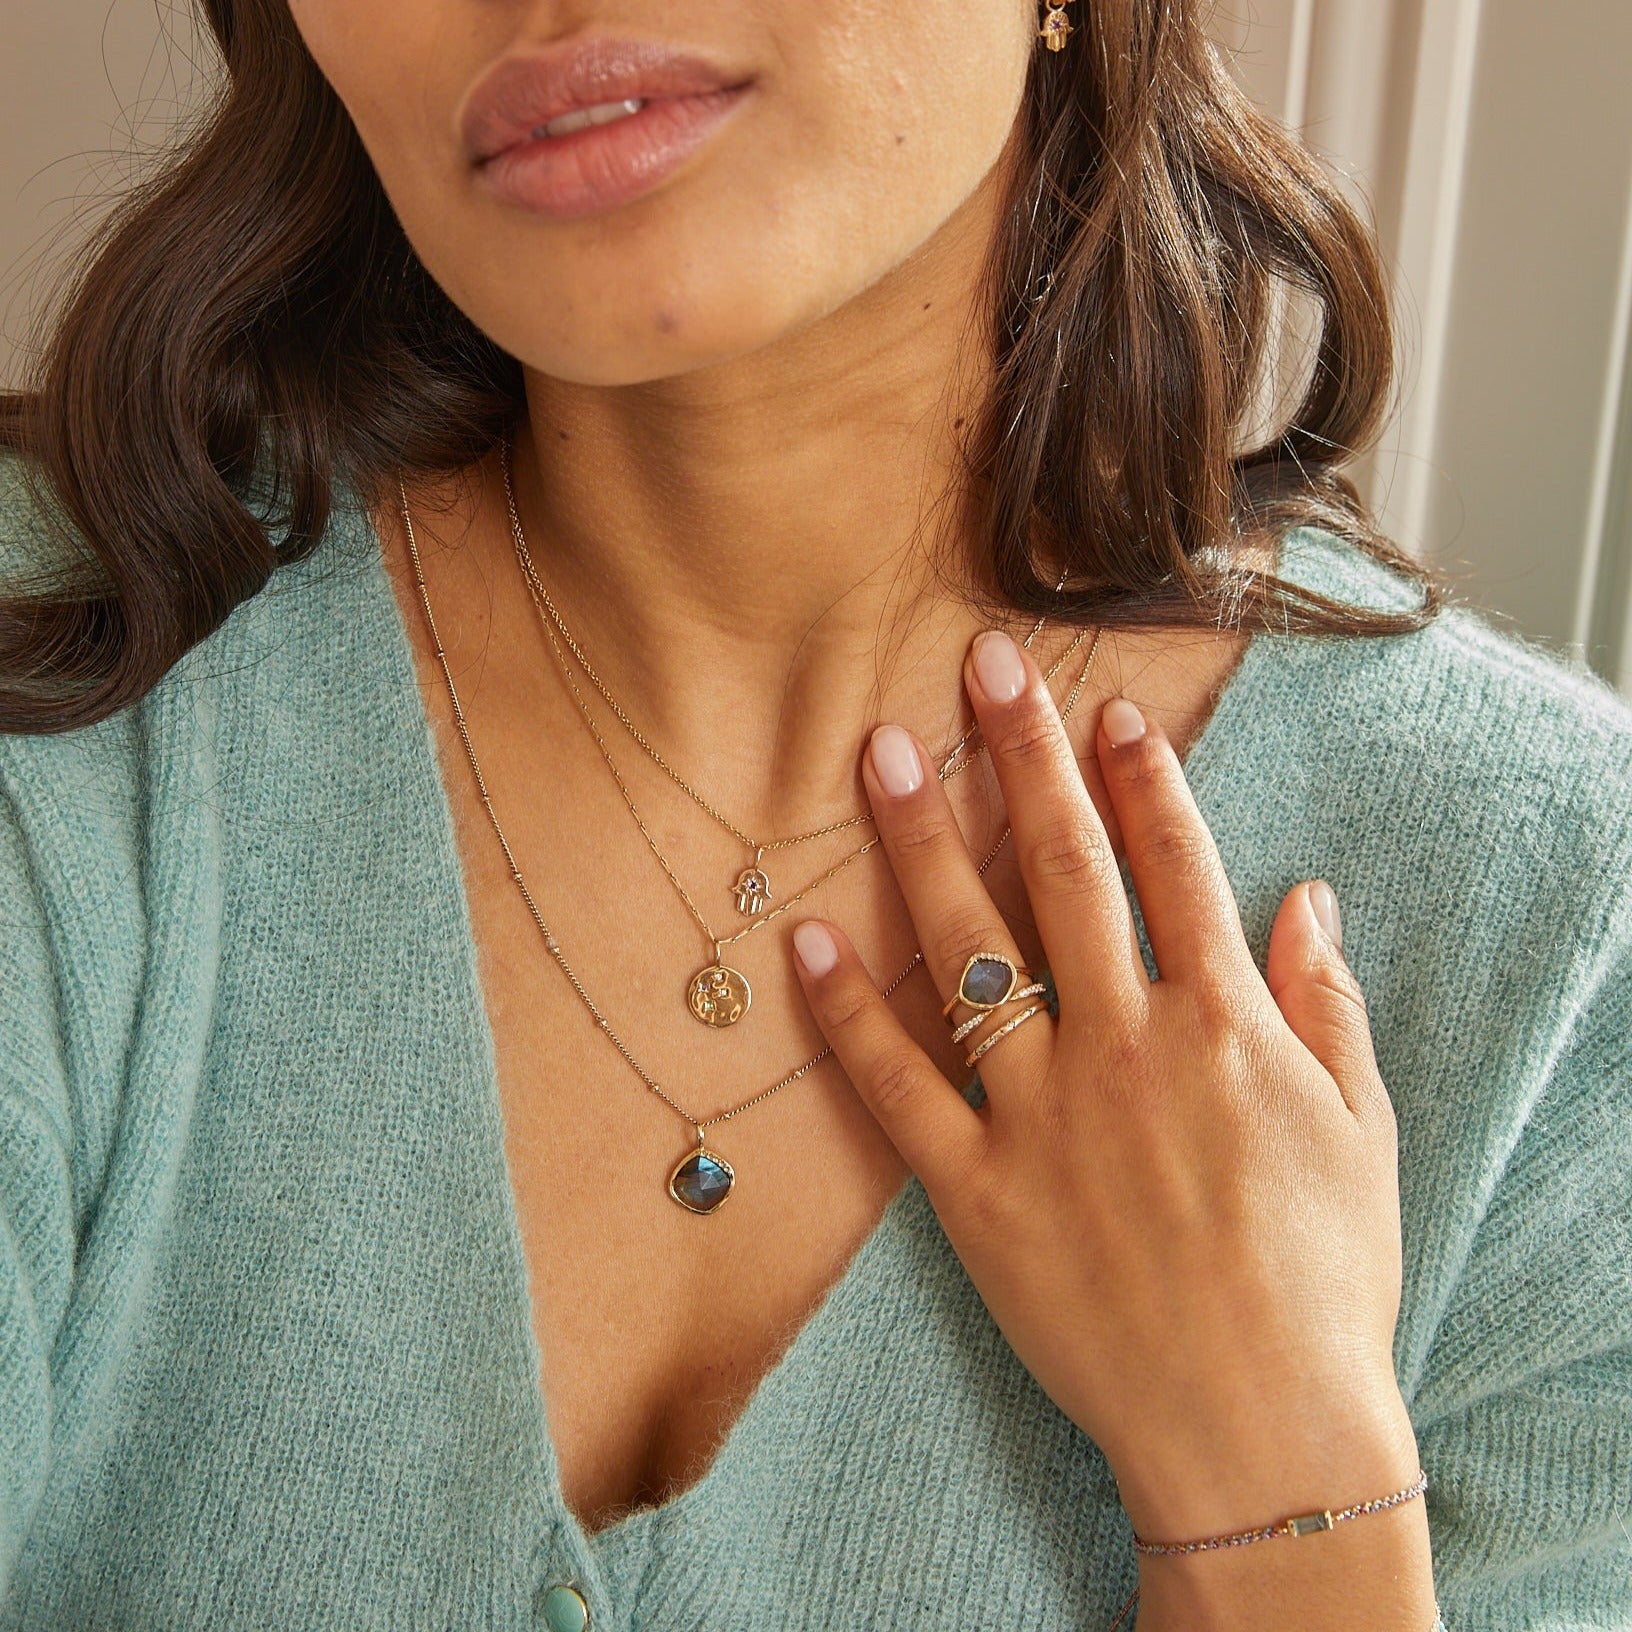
0, 789, 75, 1598
1411, 880, 1632, 1629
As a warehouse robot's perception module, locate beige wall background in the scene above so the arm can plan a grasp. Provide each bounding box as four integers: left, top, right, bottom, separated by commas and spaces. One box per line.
1217, 0, 1632, 689
6, 2, 1632, 689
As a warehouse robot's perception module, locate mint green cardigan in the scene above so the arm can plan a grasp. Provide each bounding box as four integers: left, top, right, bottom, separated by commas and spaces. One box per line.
1, 454, 1629, 1630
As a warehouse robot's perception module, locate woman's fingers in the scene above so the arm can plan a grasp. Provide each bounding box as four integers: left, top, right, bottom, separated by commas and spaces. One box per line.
962, 630, 1148, 1011
1092, 697, 1260, 988
1266, 880, 1392, 1125
860, 723, 1055, 1088
790, 918, 986, 1192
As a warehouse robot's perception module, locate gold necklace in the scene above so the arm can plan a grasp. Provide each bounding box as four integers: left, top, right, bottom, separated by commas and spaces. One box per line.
500, 433, 1062, 919
524, 578, 1087, 1028
397, 473, 1104, 1214
507, 474, 1090, 1028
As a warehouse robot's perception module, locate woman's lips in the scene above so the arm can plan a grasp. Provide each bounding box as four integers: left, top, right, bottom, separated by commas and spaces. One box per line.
475, 83, 752, 220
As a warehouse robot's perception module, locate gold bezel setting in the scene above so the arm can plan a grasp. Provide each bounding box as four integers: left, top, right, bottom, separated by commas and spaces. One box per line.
668, 1145, 736, 1215
941, 951, 1032, 1019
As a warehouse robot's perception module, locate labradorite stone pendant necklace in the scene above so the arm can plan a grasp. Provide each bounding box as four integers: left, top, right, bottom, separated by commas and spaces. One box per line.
398, 466, 1103, 1213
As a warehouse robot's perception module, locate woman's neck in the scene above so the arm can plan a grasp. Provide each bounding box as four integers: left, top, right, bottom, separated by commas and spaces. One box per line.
505, 171, 1042, 833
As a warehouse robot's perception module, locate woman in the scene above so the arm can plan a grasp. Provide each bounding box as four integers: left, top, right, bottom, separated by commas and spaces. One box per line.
0, 1, 1627, 1628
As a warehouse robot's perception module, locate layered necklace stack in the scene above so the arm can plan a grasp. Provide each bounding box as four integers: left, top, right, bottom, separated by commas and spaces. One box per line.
397, 436, 1104, 1214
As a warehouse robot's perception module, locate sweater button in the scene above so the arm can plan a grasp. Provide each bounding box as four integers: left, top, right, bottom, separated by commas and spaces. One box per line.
539, 1583, 590, 1632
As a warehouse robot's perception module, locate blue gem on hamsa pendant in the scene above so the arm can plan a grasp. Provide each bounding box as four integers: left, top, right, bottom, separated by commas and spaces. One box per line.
669, 1146, 736, 1214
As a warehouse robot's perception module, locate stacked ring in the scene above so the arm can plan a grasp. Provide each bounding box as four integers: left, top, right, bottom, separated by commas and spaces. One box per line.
950, 985, 1049, 1044
941, 951, 1054, 1067
964, 1003, 1048, 1067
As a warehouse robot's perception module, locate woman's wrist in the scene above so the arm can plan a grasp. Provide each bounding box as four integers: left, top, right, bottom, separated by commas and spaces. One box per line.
1107, 1370, 1421, 1545
1131, 1495, 1436, 1632
1113, 1391, 1436, 1632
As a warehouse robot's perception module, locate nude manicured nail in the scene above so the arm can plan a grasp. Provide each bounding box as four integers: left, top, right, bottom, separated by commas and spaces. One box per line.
972, 630, 1026, 703
869, 724, 924, 797
1102, 697, 1147, 746
793, 920, 839, 976
1310, 879, 1343, 949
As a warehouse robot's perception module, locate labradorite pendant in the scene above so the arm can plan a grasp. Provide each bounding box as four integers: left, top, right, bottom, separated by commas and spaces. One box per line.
688, 960, 752, 1026
669, 1140, 735, 1214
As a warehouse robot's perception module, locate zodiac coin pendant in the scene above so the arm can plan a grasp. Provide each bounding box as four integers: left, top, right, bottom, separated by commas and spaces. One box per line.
669, 1132, 736, 1215
688, 960, 752, 1027
733, 863, 773, 917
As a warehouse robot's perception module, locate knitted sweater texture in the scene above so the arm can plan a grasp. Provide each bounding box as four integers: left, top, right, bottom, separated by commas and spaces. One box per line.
0, 454, 1629, 1630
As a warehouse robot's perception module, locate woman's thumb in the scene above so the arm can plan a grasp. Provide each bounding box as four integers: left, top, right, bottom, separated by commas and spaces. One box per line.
1266, 880, 1384, 1116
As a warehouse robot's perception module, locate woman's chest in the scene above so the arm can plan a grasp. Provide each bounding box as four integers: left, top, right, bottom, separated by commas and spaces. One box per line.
463, 809, 963, 1537
418, 598, 1260, 1547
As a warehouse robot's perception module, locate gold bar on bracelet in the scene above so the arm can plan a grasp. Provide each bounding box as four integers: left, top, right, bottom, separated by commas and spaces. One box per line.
1284, 1510, 1335, 1536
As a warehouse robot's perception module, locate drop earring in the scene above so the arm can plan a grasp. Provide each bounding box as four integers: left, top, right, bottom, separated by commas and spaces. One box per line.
1038, 1, 1076, 51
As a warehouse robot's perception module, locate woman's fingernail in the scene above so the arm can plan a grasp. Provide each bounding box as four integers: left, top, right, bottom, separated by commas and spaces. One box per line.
1102, 697, 1147, 747
972, 630, 1027, 703
869, 724, 924, 797
1309, 880, 1343, 949
793, 920, 839, 977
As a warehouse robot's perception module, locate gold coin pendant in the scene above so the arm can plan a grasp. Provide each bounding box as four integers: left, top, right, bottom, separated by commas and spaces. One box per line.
688, 962, 752, 1027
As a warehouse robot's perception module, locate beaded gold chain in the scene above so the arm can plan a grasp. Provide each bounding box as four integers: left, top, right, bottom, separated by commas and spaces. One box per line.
398, 469, 1103, 1212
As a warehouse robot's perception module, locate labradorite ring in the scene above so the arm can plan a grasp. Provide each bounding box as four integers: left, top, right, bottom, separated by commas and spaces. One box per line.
940, 950, 1036, 1021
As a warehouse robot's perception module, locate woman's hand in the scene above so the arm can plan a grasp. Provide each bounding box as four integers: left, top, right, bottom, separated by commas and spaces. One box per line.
790, 627, 1435, 1627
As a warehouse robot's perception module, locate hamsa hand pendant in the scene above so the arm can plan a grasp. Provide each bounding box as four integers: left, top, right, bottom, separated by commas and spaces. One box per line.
733, 864, 773, 916
1039, 1, 1075, 50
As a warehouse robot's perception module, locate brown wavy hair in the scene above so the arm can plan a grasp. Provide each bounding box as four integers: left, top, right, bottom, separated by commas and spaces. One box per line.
0, 0, 1440, 735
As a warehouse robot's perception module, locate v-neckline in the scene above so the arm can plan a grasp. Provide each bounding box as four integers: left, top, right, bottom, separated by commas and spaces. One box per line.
347, 492, 1303, 1569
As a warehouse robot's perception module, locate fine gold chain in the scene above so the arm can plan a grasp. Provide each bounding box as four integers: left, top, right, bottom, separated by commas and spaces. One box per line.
397, 473, 1103, 1138
513, 524, 1090, 956
500, 431, 1057, 852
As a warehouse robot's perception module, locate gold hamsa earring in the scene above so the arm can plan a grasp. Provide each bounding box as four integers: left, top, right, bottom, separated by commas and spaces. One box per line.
1038, 1, 1076, 51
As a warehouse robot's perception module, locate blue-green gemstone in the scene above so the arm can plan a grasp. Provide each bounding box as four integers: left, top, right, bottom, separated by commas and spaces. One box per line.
540, 1584, 590, 1632
671, 1150, 734, 1213
961, 956, 1016, 1006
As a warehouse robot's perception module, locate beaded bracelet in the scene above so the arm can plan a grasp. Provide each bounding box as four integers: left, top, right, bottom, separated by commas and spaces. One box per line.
1109, 1468, 1429, 1632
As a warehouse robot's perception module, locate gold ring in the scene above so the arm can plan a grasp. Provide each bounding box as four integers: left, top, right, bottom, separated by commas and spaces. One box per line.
949, 982, 1049, 1044
940, 951, 1035, 1021
963, 1002, 1048, 1068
